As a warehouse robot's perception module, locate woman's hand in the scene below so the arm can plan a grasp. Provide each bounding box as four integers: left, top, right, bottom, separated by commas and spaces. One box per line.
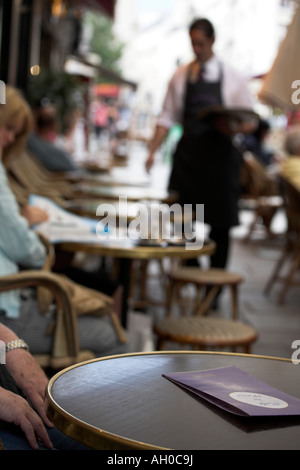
20, 205, 49, 227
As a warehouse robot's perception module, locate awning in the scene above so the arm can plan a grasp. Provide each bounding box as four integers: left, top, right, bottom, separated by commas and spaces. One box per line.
65, 55, 138, 89
93, 83, 120, 97
259, 2, 300, 110
69, 0, 116, 17
68, 55, 137, 88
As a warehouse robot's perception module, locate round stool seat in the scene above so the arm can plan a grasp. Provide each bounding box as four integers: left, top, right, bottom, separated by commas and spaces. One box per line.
154, 316, 257, 353
168, 268, 244, 319
170, 268, 244, 286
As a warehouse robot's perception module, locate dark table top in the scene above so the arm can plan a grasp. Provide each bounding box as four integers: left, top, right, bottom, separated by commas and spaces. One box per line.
46, 351, 300, 450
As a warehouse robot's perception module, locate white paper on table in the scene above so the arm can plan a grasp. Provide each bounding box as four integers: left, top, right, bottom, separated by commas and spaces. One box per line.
29, 194, 107, 243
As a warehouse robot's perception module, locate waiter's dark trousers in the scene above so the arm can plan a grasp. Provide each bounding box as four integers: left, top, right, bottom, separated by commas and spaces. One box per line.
209, 226, 230, 270
187, 226, 230, 270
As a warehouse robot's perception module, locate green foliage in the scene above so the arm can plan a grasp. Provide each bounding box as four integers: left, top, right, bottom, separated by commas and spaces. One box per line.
26, 69, 84, 132
84, 11, 124, 78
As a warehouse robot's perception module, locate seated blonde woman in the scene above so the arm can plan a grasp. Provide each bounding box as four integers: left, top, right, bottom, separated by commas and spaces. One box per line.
0, 86, 127, 357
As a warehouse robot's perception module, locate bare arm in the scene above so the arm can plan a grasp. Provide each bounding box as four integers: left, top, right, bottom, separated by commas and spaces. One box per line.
145, 65, 187, 172
145, 125, 170, 172
0, 323, 54, 449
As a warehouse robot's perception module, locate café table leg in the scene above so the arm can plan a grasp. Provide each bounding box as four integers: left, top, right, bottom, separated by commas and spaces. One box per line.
118, 257, 132, 328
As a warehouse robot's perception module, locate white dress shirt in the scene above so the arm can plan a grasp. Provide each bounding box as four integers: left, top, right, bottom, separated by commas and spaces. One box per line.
157, 55, 253, 130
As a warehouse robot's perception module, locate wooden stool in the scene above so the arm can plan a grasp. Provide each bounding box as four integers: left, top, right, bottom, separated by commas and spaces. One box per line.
168, 267, 244, 319
154, 316, 257, 354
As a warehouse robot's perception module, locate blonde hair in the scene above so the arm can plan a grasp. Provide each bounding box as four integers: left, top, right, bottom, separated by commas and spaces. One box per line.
0, 85, 33, 166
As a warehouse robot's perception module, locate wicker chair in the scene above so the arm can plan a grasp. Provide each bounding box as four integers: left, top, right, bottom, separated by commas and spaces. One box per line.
240, 152, 283, 241
264, 177, 300, 304
0, 270, 95, 370
0, 233, 127, 369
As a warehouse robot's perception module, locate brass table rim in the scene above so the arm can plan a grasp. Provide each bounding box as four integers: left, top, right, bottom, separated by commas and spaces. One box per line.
46, 351, 293, 451
58, 240, 216, 260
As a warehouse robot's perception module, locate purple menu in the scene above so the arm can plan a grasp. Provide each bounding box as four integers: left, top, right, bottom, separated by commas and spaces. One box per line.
163, 366, 300, 417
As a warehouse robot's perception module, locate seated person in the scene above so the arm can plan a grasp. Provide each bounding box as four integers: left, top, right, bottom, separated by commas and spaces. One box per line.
242, 118, 275, 167
26, 103, 79, 172
0, 323, 90, 450
0, 86, 127, 358
280, 125, 300, 191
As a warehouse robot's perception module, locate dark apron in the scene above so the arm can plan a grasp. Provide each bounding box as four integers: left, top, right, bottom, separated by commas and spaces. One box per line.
168, 63, 242, 229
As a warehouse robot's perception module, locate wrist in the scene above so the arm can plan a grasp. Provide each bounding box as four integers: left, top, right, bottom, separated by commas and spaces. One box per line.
6, 339, 29, 353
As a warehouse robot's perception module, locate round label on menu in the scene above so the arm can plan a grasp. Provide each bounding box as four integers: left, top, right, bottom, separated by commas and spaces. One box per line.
229, 392, 289, 409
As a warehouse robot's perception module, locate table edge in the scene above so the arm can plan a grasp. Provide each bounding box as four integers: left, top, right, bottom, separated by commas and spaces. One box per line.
57, 241, 216, 260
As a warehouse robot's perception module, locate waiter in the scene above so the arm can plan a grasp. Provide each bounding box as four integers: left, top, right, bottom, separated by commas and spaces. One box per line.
146, 18, 255, 271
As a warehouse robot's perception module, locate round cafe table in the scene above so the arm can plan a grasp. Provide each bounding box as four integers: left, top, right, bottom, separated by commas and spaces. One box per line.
58, 238, 215, 327
73, 184, 178, 203
64, 198, 144, 222
80, 172, 150, 187
46, 351, 300, 450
